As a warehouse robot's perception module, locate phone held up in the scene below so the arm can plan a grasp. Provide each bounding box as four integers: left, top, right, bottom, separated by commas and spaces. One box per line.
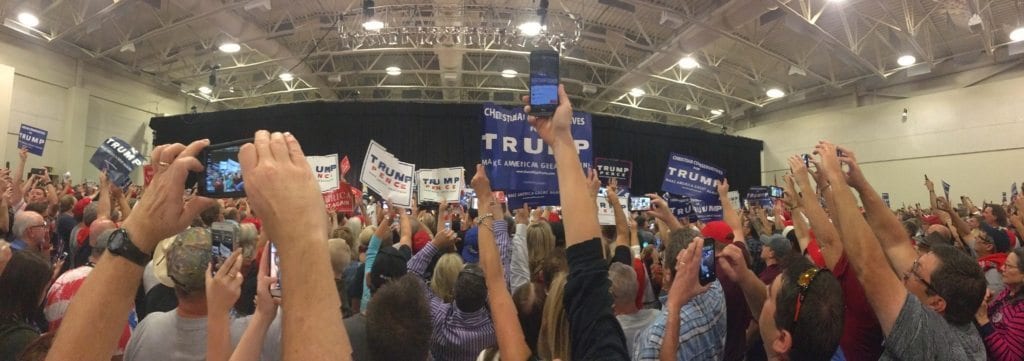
210, 221, 238, 274
699, 238, 717, 286
528, 50, 560, 116
269, 242, 282, 297
630, 197, 651, 211
185, 138, 252, 199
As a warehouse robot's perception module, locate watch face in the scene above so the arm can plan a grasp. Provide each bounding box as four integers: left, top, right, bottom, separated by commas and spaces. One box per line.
108, 234, 123, 250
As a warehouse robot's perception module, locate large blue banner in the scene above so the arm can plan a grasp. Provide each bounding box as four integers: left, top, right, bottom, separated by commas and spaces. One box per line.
18, 124, 47, 156
663, 193, 696, 220
481, 103, 592, 191
661, 153, 724, 221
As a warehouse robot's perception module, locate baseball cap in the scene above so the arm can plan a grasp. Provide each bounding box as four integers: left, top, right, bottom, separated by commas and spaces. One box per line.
72, 197, 92, 219
369, 246, 410, 292
152, 236, 176, 288
981, 224, 1011, 253
763, 234, 793, 258
165, 227, 212, 293
461, 227, 480, 263
700, 221, 734, 243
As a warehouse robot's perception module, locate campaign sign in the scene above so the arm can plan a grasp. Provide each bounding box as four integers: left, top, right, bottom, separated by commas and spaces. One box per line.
506, 190, 561, 210
942, 181, 951, 201
416, 167, 464, 203
664, 194, 695, 219
746, 186, 773, 209
597, 195, 629, 226
661, 153, 724, 220
359, 141, 415, 207
340, 155, 352, 177
18, 124, 47, 156
307, 154, 340, 192
323, 183, 355, 213
481, 103, 592, 191
595, 158, 632, 190
89, 137, 143, 188
882, 193, 891, 209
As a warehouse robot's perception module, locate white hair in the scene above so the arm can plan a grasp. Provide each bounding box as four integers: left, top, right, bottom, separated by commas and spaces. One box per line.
12, 211, 41, 239
608, 262, 638, 306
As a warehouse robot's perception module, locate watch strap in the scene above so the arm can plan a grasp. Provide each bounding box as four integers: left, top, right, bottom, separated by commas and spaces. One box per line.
108, 228, 152, 267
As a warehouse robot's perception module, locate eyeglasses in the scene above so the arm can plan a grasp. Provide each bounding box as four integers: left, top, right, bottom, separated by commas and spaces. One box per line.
30, 222, 48, 230
793, 267, 829, 323
902, 255, 940, 296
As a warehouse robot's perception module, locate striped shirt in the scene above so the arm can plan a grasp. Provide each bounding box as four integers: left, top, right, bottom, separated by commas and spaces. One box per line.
979, 288, 1024, 361
632, 281, 727, 361
408, 220, 514, 361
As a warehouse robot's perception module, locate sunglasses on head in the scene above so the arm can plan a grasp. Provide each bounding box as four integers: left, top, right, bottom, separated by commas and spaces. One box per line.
792, 267, 830, 324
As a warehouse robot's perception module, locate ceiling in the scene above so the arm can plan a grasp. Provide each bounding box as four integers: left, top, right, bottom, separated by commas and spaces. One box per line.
2, 0, 1023, 131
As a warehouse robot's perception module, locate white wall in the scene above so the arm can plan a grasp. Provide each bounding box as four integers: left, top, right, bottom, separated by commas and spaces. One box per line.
736, 71, 1024, 208
0, 30, 192, 184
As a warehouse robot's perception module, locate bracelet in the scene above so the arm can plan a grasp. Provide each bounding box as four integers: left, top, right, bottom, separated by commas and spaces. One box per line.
476, 213, 494, 225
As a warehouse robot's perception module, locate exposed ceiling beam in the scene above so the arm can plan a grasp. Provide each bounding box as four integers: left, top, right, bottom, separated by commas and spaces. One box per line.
48, 0, 135, 42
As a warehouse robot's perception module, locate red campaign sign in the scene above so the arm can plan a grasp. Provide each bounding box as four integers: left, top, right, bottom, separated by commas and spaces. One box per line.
351, 186, 363, 200
340, 155, 351, 177
143, 164, 155, 186
324, 183, 355, 213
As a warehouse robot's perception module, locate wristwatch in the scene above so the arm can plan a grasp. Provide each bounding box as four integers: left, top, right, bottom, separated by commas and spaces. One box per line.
107, 228, 152, 267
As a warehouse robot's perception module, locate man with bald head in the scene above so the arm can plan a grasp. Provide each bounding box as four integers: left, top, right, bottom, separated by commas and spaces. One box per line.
11, 211, 48, 256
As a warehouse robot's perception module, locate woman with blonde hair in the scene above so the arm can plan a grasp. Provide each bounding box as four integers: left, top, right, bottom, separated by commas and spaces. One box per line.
526, 222, 556, 281
538, 272, 570, 361
430, 253, 464, 303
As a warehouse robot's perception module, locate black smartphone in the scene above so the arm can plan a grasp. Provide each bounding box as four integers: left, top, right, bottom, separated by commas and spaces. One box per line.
769, 186, 784, 199
801, 154, 811, 167
29, 168, 46, 176
699, 238, 717, 286
528, 50, 560, 116
187, 138, 252, 198
210, 221, 238, 273
630, 197, 651, 211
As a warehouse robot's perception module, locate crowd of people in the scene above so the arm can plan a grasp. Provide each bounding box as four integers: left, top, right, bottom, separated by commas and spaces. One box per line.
0, 84, 1021, 361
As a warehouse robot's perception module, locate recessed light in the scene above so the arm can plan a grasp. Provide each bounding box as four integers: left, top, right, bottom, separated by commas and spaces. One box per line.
279, 73, 294, 81
385, 66, 402, 76
710, 109, 723, 116
218, 42, 241, 53
362, 19, 384, 31
628, 88, 646, 97
897, 55, 916, 67
678, 56, 700, 70
766, 88, 786, 98
17, 12, 39, 28
518, 22, 544, 37
198, 86, 212, 95
501, 69, 518, 78
1010, 27, 1024, 42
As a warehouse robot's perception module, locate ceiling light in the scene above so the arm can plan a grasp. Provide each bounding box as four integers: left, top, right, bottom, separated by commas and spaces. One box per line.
501, 69, 518, 78
1010, 27, 1024, 42
362, 19, 384, 31
198, 86, 212, 95
897, 54, 916, 67
628, 88, 646, 97
278, 73, 294, 81
518, 21, 544, 37
385, 66, 402, 76
710, 109, 723, 116
17, 12, 39, 28
218, 42, 241, 53
677, 56, 700, 70
766, 88, 786, 98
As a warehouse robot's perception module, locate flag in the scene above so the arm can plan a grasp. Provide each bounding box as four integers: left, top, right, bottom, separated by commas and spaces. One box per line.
340, 155, 351, 177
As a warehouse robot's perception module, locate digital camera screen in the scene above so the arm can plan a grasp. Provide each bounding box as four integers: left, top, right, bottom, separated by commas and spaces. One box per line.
530, 52, 559, 106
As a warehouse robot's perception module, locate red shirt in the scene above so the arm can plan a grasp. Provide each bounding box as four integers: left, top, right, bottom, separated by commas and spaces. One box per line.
833, 253, 884, 360
631, 258, 647, 309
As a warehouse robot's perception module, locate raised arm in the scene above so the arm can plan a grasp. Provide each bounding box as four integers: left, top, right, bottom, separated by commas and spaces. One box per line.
660, 240, 711, 361
12, 148, 27, 202
607, 178, 630, 248
48, 140, 216, 361
97, 172, 112, 222
206, 250, 244, 361
837, 145, 916, 276
925, 176, 938, 211
717, 243, 768, 322
818, 141, 905, 335
717, 179, 746, 245
360, 211, 392, 311
509, 203, 531, 291
787, 156, 841, 269
239, 131, 349, 360
524, 85, 600, 246
470, 165, 531, 361
646, 193, 683, 232
230, 243, 280, 361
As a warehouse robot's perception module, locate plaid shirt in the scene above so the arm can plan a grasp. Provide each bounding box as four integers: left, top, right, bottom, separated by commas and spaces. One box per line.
633, 281, 727, 361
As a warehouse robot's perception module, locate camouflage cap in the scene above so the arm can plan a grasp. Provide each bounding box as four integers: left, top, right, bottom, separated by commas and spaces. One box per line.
166, 227, 212, 293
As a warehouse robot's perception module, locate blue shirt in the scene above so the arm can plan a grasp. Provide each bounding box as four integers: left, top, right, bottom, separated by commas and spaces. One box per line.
10, 239, 29, 251
633, 281, 727, 361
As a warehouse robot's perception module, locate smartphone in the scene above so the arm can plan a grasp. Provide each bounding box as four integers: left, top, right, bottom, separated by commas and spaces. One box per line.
444, 221, 451, 230
269, 242, 282, 297
29, 168, 46, 176
210, 221, 238, 273
769, 186, 784, 199
801, 154, 811, 168
381, 202, 389, 210
528, 50, 560, 116
186, 138, 252, 198
699, 238, 717, 286
471, 197, 479, 210
597, 187, 608, 198
631, 197, 651, 211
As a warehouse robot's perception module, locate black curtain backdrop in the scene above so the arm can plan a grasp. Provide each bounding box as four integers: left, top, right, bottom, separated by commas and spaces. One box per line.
150, 101, 763, 196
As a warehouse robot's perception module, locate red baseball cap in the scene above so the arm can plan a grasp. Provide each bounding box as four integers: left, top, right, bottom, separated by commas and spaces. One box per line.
73, 197, 92, 219
700, 221, 734, 243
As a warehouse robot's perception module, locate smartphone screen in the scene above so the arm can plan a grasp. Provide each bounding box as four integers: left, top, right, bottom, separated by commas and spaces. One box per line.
444, 221, 451, 230
630, 197, 651, 211
210, 221, 237, 273
769, 186, 784, 199
471, 197, 479, 210
801, 154, 811, 168
529, 50, 560, 116
269, 242, 281, 297
699, 238, 717, 286
193, 139, 251, 198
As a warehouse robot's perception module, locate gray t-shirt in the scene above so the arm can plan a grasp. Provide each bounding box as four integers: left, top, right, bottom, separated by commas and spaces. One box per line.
125, 309, 282, 361
881, 293, 985, 361
617, 309, 660, 357
344, 314, 369, 361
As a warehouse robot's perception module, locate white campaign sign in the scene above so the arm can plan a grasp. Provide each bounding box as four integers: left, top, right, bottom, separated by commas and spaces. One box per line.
416, 167, 464, 203
360, 141, 415, 207
306, 154, 339, 192
597, 195, 629, 226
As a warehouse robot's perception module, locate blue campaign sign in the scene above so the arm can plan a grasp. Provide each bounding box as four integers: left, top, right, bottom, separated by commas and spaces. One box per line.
18, 124, 47, 156
746, 186, 773, 209
506, 190, 561, 210
481, 103, 592, 191
661, 153, 724, 221
664, 193, 695, 219
89, 137, 144, 188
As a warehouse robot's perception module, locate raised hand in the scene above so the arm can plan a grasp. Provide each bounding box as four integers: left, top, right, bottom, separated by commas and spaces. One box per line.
924, 176, 934, 192
716, 243, 749, 282
835, 145, 867, 189
607, 177, 619, 196
782, 174, 800, 210
586, 168, 601, 199
122, 140, 216, 253
433, 228, 457, 250
666, 238, 711, 309
18, 147, 27, 162
515, 203, 530, 225
813, 141, 843, 183
255, 243, 280, 317
716, 178, 730, 198
206, 250, 244, 315
523, 84, 573, 147
470, 164, 492, 195
646, 193, 674, 224
238, 131, 326, 250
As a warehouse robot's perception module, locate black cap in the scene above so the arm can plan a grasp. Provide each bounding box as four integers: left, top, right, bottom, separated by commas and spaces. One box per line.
369, 246, 410, 292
